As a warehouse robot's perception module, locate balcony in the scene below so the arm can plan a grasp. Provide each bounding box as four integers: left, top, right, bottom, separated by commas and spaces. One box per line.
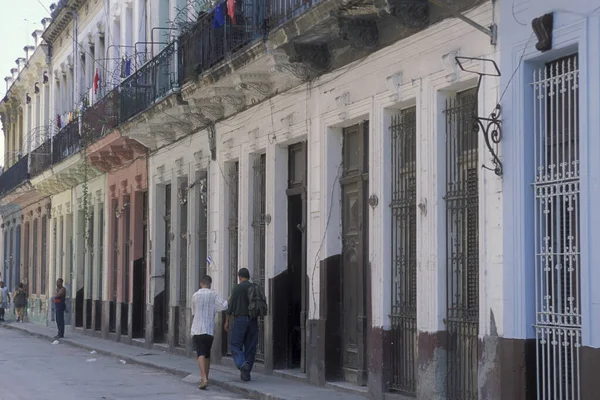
83, 87, 120, 144
119, 41, 179, 124
0, 155, 29, 197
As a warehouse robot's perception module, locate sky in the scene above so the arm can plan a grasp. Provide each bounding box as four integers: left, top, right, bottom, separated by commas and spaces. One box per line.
0, 0, 53, 167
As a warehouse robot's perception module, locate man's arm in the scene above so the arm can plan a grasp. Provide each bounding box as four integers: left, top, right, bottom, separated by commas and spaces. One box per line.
191, 293, 196, 316
214, 293, 228, 312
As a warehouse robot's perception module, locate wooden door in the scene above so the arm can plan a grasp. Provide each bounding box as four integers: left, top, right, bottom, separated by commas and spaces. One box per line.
341, 122, 369, 385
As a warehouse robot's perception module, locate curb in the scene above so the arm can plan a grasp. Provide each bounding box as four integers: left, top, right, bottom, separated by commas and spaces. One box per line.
1, 323, 287, 400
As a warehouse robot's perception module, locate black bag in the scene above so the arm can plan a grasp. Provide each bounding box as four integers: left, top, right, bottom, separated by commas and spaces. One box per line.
247, 283, 268, 318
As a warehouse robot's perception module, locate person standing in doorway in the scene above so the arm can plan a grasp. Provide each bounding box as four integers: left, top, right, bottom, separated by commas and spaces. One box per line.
225, 268, 259, 382
54, 279, 66, 339
0, 282, 10, 321
13, 283, 26, 322
191, 275, 228, 390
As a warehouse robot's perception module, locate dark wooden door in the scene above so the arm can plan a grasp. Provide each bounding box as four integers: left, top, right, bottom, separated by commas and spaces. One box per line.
341, 122, 369, 385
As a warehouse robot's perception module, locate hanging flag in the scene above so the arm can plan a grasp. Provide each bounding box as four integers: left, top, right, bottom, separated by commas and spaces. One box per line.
68, 112, 73, 123
213, 2, 226, 28
93, 68, 100, 94
227, 0, 236, 24
125, 58, 132, 77
57, 114, 62, 129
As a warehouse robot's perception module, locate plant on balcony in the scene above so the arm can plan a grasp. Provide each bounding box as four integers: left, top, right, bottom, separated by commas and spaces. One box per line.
49, 0, 68, 20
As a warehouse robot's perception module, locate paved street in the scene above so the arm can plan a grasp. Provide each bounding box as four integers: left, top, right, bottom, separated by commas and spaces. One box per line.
0, 328, 247, 400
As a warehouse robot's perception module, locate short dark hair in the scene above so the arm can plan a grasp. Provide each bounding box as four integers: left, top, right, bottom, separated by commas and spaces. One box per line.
201, 275, 212, 287
19, 283, 24, 289
238, 268, 250, 279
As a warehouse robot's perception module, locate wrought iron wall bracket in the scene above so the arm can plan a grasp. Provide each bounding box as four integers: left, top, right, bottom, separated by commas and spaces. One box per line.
473, 104, 502, 176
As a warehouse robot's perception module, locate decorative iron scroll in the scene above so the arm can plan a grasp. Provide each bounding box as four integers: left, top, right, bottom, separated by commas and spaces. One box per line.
473, 104, 502, 176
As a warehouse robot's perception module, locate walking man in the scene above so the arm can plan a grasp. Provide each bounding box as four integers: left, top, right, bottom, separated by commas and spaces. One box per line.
13, 283, 26, 322
0, 281, 10, 321
225, 268, 266, 382
191, 275, 228, 390
54, 278, 66, 339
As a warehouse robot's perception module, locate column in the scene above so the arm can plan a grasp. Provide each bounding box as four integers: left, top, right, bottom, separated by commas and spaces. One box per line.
238, 148, 253, 276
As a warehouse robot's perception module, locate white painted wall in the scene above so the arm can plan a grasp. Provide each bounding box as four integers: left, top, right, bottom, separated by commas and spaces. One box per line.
500, 0, 600, 347
145, 3, 501, 334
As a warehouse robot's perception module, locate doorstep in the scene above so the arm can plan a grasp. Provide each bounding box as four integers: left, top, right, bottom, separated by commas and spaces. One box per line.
0, 321, 369, 400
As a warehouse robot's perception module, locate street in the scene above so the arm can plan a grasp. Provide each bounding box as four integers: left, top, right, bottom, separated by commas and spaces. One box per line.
0, 327, 247, 400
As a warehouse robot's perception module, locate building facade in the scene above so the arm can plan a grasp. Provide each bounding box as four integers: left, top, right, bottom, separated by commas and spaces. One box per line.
499, 0, 600, 398
3, 0, 599, 398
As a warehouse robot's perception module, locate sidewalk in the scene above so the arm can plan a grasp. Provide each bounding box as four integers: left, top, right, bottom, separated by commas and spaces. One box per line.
0, 321, 369, 400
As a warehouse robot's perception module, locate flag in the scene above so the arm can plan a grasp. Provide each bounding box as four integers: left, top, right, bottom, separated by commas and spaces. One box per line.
227, 0, 236, 24
125, 58, 132, 77
93, 68, 100, 94
213, 2, 226, 28
57, 115, 61, 129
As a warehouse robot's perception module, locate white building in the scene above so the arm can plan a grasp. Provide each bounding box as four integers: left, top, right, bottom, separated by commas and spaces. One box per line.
499, 0, 600, 398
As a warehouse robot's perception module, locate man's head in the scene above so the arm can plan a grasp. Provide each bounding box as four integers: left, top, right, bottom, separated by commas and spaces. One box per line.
56, 278, 63, 288
237, 268, 250, 282
18, 283, 24, 289
200, 275, 212, 289
0, 281, 4, 288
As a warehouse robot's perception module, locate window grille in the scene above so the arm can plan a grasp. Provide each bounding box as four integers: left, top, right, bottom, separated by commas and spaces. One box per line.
390, 106, 417, 395
252, 154, 266, 363
444, 88, 479, 400
532, 54, 581, 400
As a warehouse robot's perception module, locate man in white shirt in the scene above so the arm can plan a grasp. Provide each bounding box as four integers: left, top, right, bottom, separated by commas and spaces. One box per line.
191, 275, 228, 390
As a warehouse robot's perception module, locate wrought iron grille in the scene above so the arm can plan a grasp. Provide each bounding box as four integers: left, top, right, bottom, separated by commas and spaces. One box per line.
267, 0, 319, 30
82, 87, 119, 144
444, 88, 479, 400
252, 154, 267, 362
532, 54, 581, 400
119, 41, 178, 124
198, 173, 208, 280
179, 180, 188, 310
228, 162, 240, 292
112, 200, 119, 303
390, 107, 417, 395
52, 121, 81, 166
98, 208, 103, 301
225, 162, 239, 356
88, 211, 95, 302
24, 223, 30, 293
53, 219, 57, 294
124, 201, 131, 305
0, 154, 29, 196
33, 219, 38, 295
178, 0, 266, 84
41, 216, 47, 295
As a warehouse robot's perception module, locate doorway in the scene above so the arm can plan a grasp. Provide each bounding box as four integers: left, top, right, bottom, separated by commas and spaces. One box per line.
132, 192, 148, 339
153, 184, 171, 343
340, 122, 369, 385
284, 142, 307, 369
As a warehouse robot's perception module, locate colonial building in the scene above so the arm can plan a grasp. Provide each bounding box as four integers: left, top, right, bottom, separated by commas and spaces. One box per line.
0, 26, 52, 322
499, 0, 600, 398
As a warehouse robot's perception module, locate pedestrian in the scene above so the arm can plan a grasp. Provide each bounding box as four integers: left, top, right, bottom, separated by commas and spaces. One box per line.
190, 275, 228, 390
0, 281, 10, 321
224, 267, 267, 382
13, 283, 26, 323
54, 278, 66, 339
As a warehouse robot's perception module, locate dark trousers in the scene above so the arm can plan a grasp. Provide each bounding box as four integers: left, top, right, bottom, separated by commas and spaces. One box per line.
0, 307, 4, 320
56, 304, 65, 337
230, 316, 259, 371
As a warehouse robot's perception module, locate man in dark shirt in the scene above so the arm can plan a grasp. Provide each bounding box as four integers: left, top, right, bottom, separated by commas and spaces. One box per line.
224, 268, 258, 382
54, 278, 66, 339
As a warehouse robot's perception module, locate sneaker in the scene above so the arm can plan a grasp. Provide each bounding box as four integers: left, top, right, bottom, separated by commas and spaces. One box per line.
199, 381, 207, 390
240, 362, 251, 382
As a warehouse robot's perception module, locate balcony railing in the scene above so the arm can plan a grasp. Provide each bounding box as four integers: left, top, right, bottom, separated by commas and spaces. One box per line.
119, 41, 178, 123
0, 154, 29, 196
52, 120, 81, 166
178, 0, 267, 84
29, 139, 53, 178
82, 87, 119, 144
267, 0, 320, 30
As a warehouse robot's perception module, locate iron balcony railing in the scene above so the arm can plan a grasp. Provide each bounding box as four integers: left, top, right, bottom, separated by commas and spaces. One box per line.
82, 87, 120, 144
0, 154, 29, 196
29, 139, 53, 178
267, 0, 320, 30
119, 41, 179, 123
51, 120, 81, 167
178, 0, 267, 84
